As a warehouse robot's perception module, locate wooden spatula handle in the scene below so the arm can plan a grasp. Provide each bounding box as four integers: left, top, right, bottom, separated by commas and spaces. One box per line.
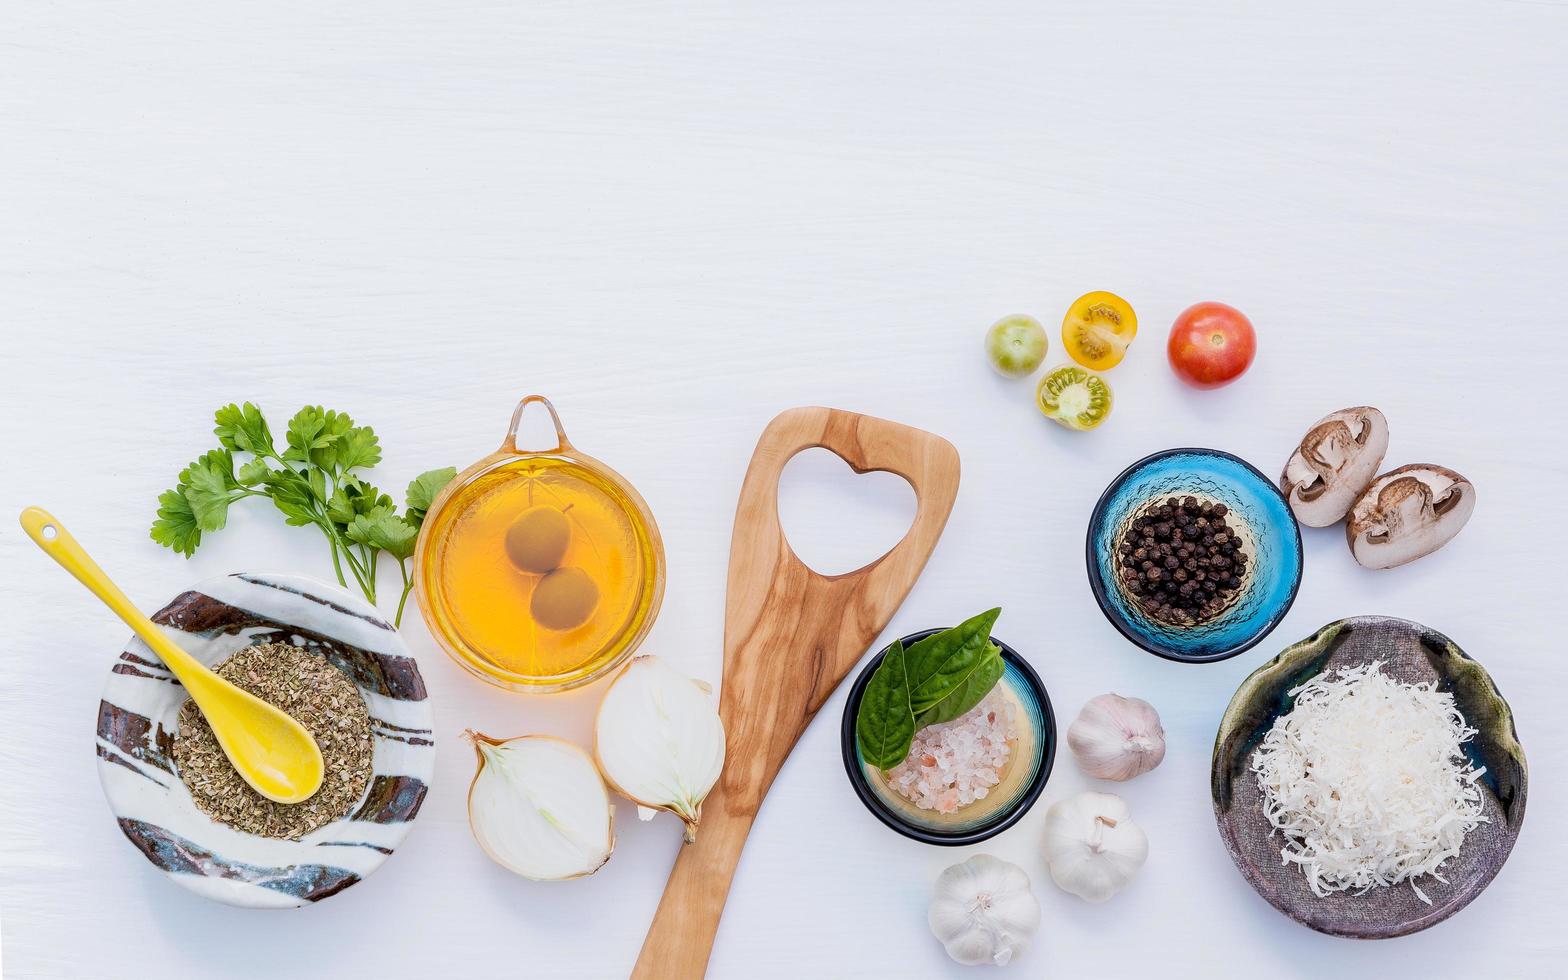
632, 407, 960, 979
629, 780, 754, 979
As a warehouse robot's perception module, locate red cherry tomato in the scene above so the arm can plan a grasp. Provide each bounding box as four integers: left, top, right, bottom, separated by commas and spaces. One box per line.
1167, 302, 1256, 389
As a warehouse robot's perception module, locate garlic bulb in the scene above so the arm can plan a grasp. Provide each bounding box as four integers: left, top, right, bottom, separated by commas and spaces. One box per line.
1067, 693, 1165, 781
928, 854, 1041, 967
1041, 792, 1148, 902
594, 656, 726, 843
465, 731, 615, 881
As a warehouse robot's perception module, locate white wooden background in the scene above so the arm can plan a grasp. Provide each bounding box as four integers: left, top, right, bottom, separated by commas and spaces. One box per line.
3, 1, 1565, 977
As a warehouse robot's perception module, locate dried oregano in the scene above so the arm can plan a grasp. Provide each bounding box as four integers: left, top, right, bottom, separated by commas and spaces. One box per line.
173, 643, 373, 839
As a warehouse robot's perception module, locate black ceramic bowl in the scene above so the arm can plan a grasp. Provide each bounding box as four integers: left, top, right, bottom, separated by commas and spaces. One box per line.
1086, 448, 1304, 663
840, 629, 1054, 846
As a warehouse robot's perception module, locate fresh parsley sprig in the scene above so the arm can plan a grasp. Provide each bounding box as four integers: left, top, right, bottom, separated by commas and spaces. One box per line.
151, 402, 455, 627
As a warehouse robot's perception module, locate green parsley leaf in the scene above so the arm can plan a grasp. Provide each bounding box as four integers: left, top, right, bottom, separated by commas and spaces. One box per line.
327, 485, 358, 527
284, 406, 329, 459
334, 426, 382, 474
367, 489, 396, 514
270, 496, 316, 527
213, 403, 274, 455
236, 458, 273, 486
311, 410, 356, 471
306, 466, 327, 504
352, 512, 418, 559
150, 489, 202, 557
179, 449, 237, 491
178, 450, 239, 531
344, 503, 395, 545
405, 467, 457, 525
157, 400, 448, 626
264, 468, 317, 527
282, 406, 355, 469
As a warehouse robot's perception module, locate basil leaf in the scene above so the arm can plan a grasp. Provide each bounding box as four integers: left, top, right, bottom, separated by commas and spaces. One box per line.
904, 607, 1002, 716
915, 643, 1003, 728
855, 641, 916, 770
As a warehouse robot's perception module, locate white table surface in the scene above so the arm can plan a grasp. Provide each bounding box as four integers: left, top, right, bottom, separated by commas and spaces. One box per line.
3, 1, 1565, 977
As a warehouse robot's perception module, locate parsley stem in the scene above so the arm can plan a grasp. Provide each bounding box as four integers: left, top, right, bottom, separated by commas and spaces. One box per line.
321, 513, 372, 601
394, 561, 413, 627
326, 538, 349, 589
342, 540, 373, 598
366, 549, 380, 604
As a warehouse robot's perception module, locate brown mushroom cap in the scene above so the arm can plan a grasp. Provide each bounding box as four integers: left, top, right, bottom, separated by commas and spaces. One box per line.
1280, 407, 1389, 527
1346, 464, 1475, 569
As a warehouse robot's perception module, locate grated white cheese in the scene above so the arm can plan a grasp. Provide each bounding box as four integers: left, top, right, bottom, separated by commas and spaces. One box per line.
1250, 660, 1487, 903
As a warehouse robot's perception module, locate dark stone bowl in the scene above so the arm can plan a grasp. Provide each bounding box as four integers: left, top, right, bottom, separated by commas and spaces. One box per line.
1211, 616, 1527, 938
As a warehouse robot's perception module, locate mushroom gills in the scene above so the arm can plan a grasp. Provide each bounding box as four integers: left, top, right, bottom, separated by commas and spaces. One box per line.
1280, 407, 1389, 527
1346, 464, 1475, 569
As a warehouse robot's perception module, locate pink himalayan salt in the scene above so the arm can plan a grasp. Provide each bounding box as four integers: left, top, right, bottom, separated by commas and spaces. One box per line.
887, 689, 1017, 813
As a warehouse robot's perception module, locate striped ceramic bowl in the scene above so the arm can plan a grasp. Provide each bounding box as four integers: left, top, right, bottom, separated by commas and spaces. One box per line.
95, 572, 434, 908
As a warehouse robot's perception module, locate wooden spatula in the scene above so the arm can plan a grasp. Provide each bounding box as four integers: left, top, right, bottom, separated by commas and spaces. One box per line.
631, 406, 960, 979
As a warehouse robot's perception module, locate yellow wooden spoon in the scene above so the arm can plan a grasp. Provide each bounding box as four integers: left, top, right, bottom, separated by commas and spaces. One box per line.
21, 507, 325, 804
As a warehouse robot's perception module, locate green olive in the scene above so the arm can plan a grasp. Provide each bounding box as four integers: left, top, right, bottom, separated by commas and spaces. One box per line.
530, 567, 599, 631
504, 506, 571, 573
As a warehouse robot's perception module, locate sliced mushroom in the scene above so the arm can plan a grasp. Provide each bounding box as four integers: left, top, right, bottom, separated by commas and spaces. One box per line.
1280, 407, 1389, 526
1346, 464, 1475, 569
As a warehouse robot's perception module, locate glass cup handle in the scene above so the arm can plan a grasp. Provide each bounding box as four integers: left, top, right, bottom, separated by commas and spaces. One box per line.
502, 394, 572, 453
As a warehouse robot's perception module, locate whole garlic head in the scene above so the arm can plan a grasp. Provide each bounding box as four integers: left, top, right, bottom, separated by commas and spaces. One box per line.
928, 854, 1041, 967
1067, 693, 1165, 781
1041, 792, 1148, 902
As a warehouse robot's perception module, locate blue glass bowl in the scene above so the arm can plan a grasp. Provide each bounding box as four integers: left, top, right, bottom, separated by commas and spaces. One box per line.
840, 630, 1054, 845
1085, 448, 1303, 663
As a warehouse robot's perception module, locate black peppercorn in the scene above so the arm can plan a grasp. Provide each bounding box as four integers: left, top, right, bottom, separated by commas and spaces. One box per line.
1115, 495, 1248, 626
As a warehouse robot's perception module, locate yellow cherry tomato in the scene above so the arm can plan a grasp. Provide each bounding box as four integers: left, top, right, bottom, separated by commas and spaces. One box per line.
1062, 291, 1137, 370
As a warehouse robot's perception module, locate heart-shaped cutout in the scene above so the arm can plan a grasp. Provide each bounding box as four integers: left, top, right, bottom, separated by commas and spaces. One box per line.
777, 447, 917, 576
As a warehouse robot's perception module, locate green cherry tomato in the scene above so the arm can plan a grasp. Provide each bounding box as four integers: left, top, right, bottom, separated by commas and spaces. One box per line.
1036, 364, 1113, 431
984, 315, 1049, 378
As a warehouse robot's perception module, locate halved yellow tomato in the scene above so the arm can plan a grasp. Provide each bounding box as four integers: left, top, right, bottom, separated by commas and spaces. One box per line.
1062, 291, 1137, 370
